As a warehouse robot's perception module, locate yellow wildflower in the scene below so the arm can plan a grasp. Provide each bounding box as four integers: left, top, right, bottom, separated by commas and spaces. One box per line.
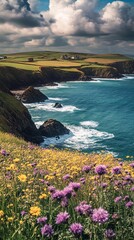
18, 174, 27, 182
39, 193, 47, 199
0, 210, 4, 217
30, 206, 41, 216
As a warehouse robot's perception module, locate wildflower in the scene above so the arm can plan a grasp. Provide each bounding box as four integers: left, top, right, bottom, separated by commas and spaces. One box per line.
68, 182, 81, 191
30, 206, 41, 216
7, 217, 14, 222
114, 196, 122, 203
95, 165, 107, 175
101, 183, 108, 188
112, 166, 121, 174
1, 149, 8, 156
82, 165, 91, 173
41, 224, 54, 237
37, 217, 47, 224
39, 193, 47, 199
123, 195, 130, 201
129, 163, 134, 168
125, 201, 134, 208
75, 202, 92, 216
92, 207, 109, 224
48, 186, 56, 193
130, 187, 134, 191
80, 177, 85, 184
61, 197, 68, 207
63, 174, 71, 180
56, 211, 70, 224
0, 210, 4, 217
21, 211, 27, 217
63, 186, 73, 198
105, 229, 116, 239
52, 190, 64, 201
69, 223, 83, 237
18, 174, 27, 182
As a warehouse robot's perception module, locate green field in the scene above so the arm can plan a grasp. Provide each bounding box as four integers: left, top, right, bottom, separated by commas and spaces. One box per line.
0, 51, 131, 72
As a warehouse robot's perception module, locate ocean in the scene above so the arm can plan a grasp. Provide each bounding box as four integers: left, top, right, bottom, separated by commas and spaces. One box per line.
25, 75, 134, 159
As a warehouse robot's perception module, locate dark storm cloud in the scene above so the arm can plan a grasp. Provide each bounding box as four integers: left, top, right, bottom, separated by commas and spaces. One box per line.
0, 0, 46, 27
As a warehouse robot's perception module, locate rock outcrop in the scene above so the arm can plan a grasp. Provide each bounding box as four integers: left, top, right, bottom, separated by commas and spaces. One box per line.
0, 92, 43, 143
53, 103, 63, 108
109, 60, 134, 74
81, 66, 123, 78
21, 86, 48, 103
39, 119, 70, 137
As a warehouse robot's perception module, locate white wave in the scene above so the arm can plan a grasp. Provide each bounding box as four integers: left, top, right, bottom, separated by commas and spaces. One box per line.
41, 124, 114, 150
27, 102, 80, 113
80, 121, 99, 128
35, 121, 44, 128
45, 83, 69, 89
123, 75, 134, 79
49, 97, 68, 101
93, 77, 125, 81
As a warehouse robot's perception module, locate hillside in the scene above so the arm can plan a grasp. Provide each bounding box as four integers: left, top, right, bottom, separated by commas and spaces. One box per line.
0, 91, 43, 143
0, 132, 134, 239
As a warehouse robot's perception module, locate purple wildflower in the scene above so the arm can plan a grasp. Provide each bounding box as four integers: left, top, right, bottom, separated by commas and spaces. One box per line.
63, 186, 73, 198
92, 207, 109, 224
75, 202, 92, 216
41, 224, 54, 237
31, 162, 37, 167
52, 190, 64, 201
1, 149, 8, 156
80, 177, 86, 184
95, 165, 107, 175
125, 201, 134, 208
61, 197, 68, 207
114, 196, 122, 203
129, 163, 134, 168
123, 195, 130, 201
21, 211, 27, 217
112, 166, 121, 174
68, 182, 81, 191
48, 186, 56, 193
56, 211, 70, 224
82, 165, 91, 173
101, 183, 108, 188
130, 187, 134, 191
63, 174, 71, 180
37, 217, 47, 224
105, 229, 116, 239
69, 223, 83, 237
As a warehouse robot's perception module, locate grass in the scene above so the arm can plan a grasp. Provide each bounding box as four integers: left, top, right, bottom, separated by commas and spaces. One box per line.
0, 51, 131, 72
0, 132, 134, 239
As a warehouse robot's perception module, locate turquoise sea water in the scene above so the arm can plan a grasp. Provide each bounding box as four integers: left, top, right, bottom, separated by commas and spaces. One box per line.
26, 75, 134, 158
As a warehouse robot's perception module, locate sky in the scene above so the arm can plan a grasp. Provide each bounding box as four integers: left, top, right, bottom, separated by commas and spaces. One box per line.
0, 0, 134, 54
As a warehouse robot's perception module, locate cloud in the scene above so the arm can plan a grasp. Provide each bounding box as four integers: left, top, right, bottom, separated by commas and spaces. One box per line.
0, 0, 134, 53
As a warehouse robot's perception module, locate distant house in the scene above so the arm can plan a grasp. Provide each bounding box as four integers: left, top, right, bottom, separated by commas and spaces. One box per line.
28, 57, 34, 62
0, 56, 4, 60
61, 54, 81, 60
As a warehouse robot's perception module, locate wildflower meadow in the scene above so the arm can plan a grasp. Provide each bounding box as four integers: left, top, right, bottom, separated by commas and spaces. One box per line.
0, 132, 134, 239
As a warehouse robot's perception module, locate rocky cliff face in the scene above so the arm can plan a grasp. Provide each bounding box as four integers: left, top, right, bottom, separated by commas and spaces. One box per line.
0, 91, 43, 143
20, 86, 48, 103
81, 66, 122, 78
109, 60, 134, 74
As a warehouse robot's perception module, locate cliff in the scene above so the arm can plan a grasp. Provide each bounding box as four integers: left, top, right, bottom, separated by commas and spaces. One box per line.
109, 60, 134, 74
0, 91, 43, 143
81, 66, 122, 78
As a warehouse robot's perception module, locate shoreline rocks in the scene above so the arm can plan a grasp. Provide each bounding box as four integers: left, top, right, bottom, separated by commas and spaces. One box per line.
39, 119, 70, 138
20, 86, 48, 103
53, 103, 63, 108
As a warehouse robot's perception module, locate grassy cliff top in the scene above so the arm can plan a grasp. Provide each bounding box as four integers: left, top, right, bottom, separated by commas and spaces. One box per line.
0, 51, 132, 72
